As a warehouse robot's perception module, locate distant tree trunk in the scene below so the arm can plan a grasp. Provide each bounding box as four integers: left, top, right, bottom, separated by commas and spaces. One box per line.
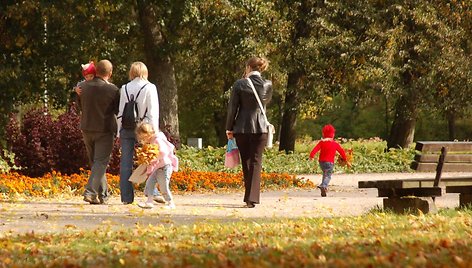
279, 72, 302, 152
387, 26, 421, 150
136, 2, 180, 144
387, 94, 418, 149
216, 80, 235, 146
214, 110, 227, 147
384, 95, 390, 140
279, 1, 311, 153
446, 110, 456, 140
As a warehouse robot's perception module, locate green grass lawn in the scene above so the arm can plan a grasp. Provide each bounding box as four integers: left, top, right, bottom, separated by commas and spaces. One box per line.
1, 209, 471, 267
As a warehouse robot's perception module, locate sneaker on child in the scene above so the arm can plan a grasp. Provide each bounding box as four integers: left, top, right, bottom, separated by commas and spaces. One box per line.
138, 202, 155, 209
153, 196, 166, 204
164, 202, 176, 209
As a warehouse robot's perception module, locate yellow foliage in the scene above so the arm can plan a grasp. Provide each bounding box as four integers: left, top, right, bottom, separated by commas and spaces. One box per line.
135, 144, 160, 165
337, 148, 354, 167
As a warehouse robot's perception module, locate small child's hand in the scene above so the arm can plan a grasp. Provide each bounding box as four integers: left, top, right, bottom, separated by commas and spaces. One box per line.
347, 161, 352, 168
74, 86, 83, 95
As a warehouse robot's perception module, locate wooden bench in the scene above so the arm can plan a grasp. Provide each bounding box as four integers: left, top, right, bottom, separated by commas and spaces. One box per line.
359, 141, 472, 213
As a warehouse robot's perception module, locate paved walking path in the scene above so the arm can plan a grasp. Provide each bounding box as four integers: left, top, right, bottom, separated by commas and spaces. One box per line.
0, 172, 467, 234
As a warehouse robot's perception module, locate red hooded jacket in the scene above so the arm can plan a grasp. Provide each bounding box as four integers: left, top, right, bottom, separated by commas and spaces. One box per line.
309, 124, 347, 163
309, 138, 347, 163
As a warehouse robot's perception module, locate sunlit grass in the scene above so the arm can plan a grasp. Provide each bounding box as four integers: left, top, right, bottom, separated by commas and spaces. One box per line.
1, 209, 471, 267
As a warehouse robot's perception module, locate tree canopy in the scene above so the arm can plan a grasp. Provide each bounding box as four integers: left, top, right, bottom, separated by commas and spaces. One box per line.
1, 0, 470, 149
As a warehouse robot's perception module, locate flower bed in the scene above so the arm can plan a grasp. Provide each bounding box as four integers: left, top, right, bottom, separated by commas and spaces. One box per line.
0, 169, 314, 198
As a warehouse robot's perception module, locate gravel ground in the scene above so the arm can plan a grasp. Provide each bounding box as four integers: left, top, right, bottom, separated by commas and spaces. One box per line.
0, 172, 469, 234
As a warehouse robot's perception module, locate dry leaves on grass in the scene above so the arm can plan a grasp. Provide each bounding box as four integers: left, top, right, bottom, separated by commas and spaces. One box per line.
0, 211, 471, 267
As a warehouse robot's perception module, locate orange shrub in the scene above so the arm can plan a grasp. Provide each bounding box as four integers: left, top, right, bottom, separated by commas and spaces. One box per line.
0, 169, 314, 198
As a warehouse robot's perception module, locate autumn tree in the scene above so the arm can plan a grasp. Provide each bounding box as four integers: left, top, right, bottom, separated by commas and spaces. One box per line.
178, 0, 287, 145
135, 0, 185, 142
272, 1, 375, 152
426, 1, 472, 140
0, 1, 140, 129
363, 0, 472, 148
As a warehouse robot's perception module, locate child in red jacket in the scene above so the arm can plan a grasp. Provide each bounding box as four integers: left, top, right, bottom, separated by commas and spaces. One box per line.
309, 124, 350, 197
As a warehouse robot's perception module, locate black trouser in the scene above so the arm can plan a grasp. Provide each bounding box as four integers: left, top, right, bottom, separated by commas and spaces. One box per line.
234, 133, 268, 204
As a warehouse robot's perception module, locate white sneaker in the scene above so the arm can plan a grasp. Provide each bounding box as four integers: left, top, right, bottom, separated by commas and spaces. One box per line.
138, 202, 155, 209
153, 196, 165, 204
164, 202, 176, 209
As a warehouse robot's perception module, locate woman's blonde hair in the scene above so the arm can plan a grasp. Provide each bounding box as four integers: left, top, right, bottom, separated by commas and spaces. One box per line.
129, 61, 149, 80
136, 123, 155, 143
246, 57, 269, 72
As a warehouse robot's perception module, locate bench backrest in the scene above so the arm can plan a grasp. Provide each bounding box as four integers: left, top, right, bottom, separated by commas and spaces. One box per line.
411, 141, 472, 172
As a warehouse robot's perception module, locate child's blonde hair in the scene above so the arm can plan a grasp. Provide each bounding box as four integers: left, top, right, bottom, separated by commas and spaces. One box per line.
136, 123, 155, 143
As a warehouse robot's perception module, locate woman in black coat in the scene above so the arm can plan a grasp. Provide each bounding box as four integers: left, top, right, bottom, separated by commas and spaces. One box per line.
225, 57, 273, 208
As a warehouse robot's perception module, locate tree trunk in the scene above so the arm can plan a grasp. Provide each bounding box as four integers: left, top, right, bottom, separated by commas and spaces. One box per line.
278, 2, 312, 153
447, 110, 456, 140
136, 2, 180, 144
387, 95, 418, 149
214, 110, 227, 147
387, 27, 420, 150
384, 95, 390, 139
279, 72, 302, 152
216, 80, 235, 146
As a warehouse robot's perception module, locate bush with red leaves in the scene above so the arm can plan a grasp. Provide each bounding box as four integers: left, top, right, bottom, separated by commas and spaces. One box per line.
6, 109, 57, 177
5, 108, 122, 177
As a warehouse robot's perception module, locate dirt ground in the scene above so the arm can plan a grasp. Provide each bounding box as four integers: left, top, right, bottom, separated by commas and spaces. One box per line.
0, 172, 468, 234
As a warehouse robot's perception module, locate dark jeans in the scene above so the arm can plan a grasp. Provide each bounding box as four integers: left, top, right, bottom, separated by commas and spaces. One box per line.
120, 128, 161, 203
119, 128, 137, 203
82, 131, 114, 202
319, 161, 334, 188
234, 133, 268, 204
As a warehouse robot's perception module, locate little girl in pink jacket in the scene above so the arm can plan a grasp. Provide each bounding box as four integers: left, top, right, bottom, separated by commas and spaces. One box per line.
136, 123, 178, 209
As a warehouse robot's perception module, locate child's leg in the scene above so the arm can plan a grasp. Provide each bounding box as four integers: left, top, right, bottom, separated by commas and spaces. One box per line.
144, 171, 158, 202
319, 161, 334, 188
155, 165, 174, 203
138, 171, 158, 208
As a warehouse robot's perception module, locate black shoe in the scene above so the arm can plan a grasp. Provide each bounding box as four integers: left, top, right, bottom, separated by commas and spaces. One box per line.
99, 198, 108, 205
320, 187, 327, 197
245, 202, 255, 208
122, 201, 133, 205
84, 196, 100, 204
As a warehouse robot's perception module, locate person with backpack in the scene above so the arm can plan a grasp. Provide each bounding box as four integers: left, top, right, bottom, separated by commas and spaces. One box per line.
117, 61, 161, 204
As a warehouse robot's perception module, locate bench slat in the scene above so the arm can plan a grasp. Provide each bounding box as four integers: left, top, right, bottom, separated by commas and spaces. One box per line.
359, 179, 429, 189
359, 177, 472, 189
446, 185, 472, 194
378, 187, 442, 197
415, 141, 472, 152
414, 154, 472, 163
412, 162, 472, 172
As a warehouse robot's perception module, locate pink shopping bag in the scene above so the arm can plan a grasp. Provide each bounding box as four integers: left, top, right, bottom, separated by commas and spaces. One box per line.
224, 138, 240, 168
225, 149, 240, 168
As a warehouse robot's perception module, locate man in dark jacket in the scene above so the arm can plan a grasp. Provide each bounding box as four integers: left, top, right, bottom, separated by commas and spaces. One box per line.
78, 59, 120, 204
